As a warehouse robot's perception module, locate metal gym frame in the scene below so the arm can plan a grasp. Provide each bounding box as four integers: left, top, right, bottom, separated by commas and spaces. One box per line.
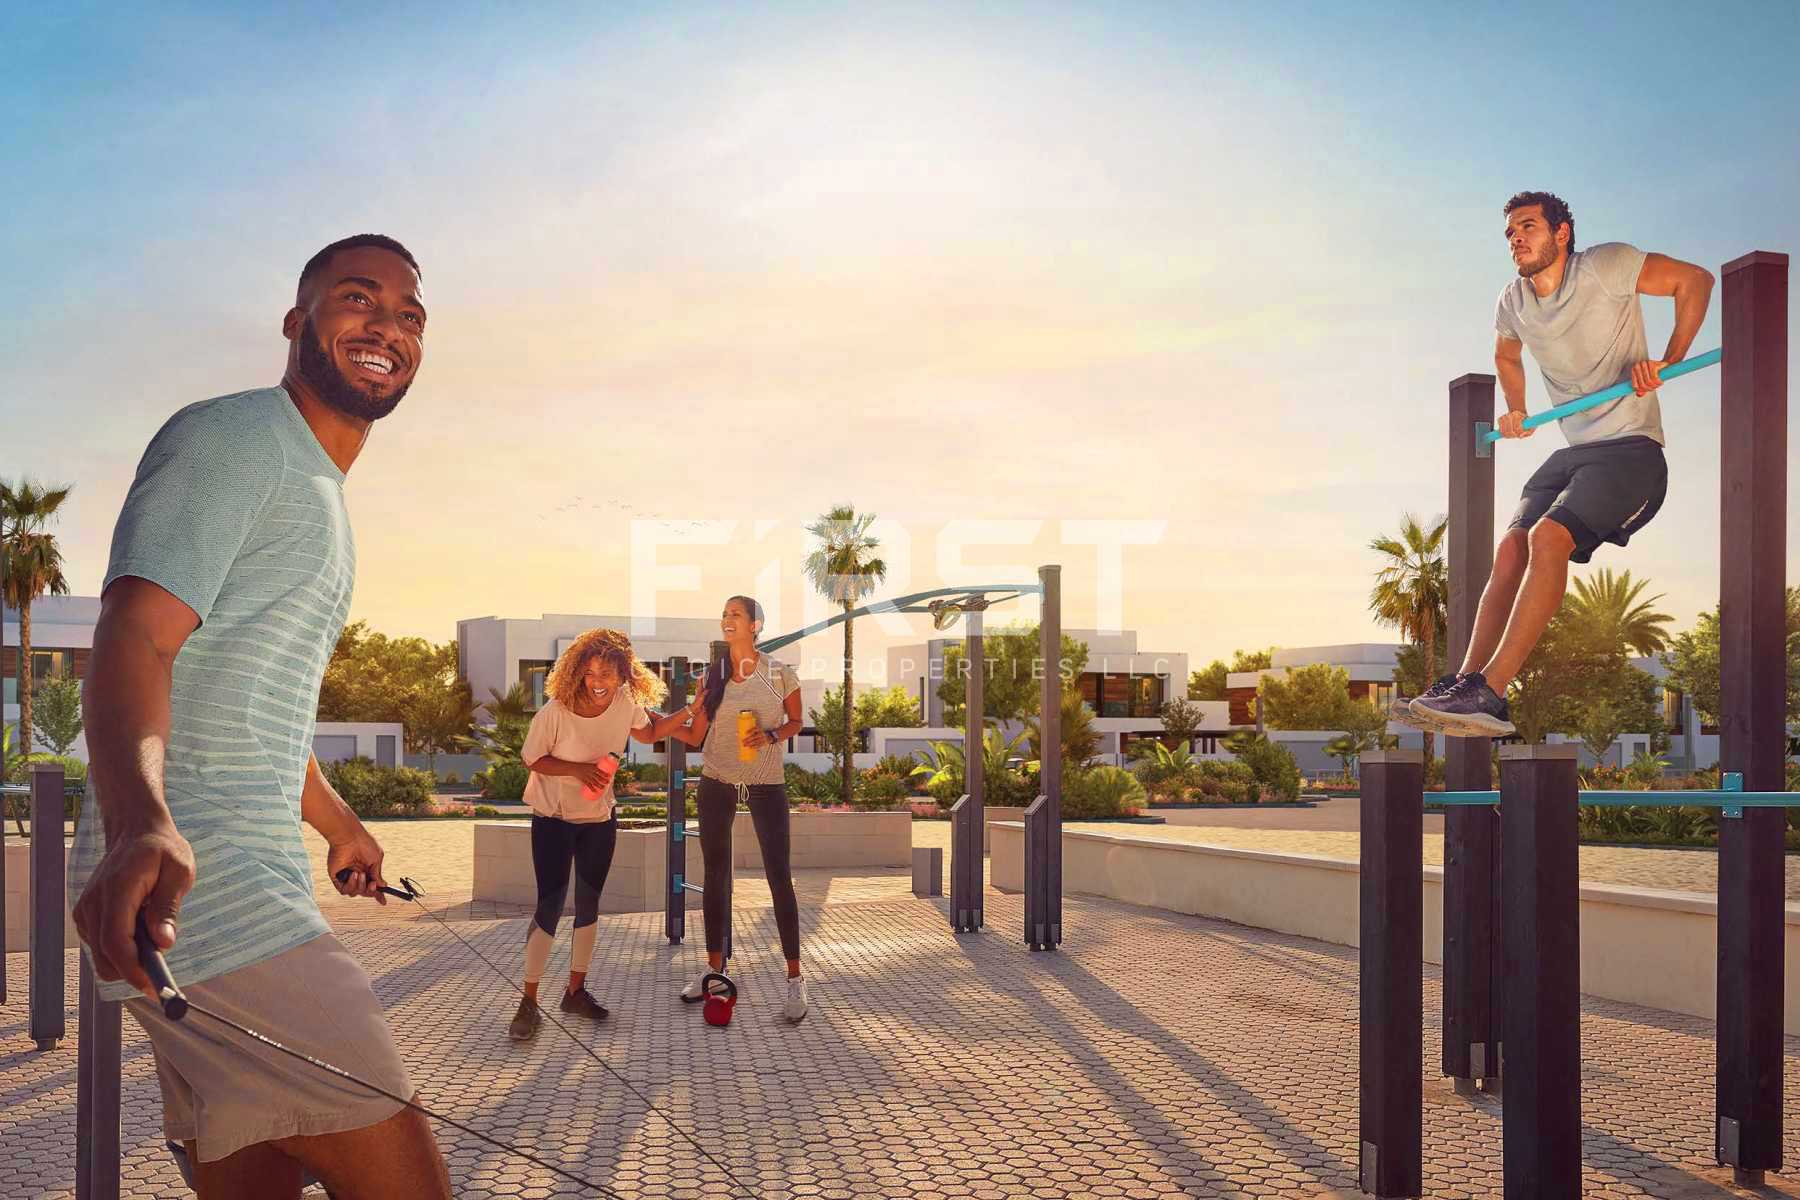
1359, 250, 1788, 1198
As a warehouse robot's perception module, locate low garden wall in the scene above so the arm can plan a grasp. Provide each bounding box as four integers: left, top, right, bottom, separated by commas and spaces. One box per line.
989, 822, 1800, 1032
5, 841, 80, 953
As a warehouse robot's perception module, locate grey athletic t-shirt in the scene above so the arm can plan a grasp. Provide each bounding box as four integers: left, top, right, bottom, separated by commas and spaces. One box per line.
700, 656, 800, 786
1494, 242, 1662, 447
69, 388, 355, 1001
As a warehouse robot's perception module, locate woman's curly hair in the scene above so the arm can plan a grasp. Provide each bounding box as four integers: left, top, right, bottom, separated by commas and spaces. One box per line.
544, 628, 669, 710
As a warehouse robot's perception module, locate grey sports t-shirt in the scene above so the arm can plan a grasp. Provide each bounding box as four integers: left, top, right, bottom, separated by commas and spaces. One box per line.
68, 388, 354, 1001
1494, 242, 1662, 447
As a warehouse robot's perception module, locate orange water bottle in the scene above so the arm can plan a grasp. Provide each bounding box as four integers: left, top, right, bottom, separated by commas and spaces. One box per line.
737, 710, 759, 763
581, 752, 622, 801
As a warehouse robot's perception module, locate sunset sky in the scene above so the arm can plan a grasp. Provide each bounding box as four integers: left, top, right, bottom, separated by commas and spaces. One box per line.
5, 2, 1798, 680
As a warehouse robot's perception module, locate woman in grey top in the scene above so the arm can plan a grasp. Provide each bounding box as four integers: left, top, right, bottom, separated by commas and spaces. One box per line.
670, 595, 808, 1022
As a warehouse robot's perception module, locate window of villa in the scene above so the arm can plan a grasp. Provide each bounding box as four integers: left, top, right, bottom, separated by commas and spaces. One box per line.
1132, 674, 1164, 718
518, 659, 555, 709
1662, 687, 1685, 734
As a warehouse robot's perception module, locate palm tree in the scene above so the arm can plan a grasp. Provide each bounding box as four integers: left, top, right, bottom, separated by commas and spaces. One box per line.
458, 682, 535, 764
2, 480, 74, 760
1368, 513, 1448, 766
1564, 569, 1672, 658
1025, 690, 1101, 770
803, 505, 886, 807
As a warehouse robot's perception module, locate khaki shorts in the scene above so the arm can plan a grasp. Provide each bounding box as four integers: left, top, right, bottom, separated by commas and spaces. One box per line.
126, 932, 411, 1163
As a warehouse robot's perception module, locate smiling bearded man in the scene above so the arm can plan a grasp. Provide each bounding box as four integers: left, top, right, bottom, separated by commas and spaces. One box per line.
69, 235, 452, 1199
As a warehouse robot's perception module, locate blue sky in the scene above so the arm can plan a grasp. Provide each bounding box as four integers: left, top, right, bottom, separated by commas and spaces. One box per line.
4, 1, 1797, 676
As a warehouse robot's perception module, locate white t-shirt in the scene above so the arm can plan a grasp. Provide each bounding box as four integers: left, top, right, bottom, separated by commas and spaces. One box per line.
521, 695, 647, 822
1493, 242, 1661, 447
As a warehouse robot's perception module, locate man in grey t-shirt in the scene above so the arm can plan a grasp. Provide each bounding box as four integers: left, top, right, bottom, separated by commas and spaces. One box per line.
70, 236, 451, 1196
1409, 191, 1714, 737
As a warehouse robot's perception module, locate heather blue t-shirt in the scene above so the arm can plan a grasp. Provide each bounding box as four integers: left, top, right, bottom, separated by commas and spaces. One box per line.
69, 387, 355, 1000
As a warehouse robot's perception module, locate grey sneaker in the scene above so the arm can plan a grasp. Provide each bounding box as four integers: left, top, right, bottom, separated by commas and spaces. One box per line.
1392, 674, 1461, 730
1410, 672, 1514, 737
507, 997, 541, 1042
559, 987, 609, 1022
784, 977, 808, 1024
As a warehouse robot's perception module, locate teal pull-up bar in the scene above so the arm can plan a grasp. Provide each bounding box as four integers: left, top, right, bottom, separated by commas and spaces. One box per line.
1477, 347, 1722, 449
1431, 773, 1788, 818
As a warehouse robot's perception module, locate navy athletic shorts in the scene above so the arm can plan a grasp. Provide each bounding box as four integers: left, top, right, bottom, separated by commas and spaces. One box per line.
1509, 434, 1667, 563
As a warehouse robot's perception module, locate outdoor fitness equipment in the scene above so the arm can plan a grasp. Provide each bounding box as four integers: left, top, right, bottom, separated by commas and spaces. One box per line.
700, 973, 738, 1027
1474, 346, 1722, 451
1360, 251, 1787, 1199
665, 567, 1066, 952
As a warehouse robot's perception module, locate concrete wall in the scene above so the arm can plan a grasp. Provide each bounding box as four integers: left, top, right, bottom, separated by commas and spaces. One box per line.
5, 841, 80, 952
313, 721, 406, 766
473, 811, 911, 914
989, 823, 1800, 1033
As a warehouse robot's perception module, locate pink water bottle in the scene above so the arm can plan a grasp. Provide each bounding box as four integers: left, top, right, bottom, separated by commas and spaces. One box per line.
581, 752, 623, 801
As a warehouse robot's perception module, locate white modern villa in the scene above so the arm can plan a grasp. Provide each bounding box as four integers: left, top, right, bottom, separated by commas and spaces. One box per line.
7, 596, 1751, 775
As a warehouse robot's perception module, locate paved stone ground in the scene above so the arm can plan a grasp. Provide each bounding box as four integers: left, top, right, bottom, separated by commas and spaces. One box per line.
10, 879, 1800, 1197
11, 813, 1800, 1197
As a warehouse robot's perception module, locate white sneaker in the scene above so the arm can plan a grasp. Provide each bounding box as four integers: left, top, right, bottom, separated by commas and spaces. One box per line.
784, 976, 808, 1024
681, 969, 719, 1004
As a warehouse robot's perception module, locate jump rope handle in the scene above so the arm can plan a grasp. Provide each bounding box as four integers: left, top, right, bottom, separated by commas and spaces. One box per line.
134, 913, 189, 1021
335, 866, 422, 901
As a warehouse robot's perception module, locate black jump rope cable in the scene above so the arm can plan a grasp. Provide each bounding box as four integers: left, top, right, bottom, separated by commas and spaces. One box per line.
130, 872, 757, 1199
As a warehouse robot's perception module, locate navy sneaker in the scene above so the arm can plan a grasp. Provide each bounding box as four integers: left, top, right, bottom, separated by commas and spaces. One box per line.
1410, 672, 1513, 737
1390, 673, 1461, 730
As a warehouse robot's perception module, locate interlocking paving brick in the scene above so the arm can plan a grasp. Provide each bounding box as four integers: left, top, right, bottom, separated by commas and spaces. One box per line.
10, 844, 1800, 1197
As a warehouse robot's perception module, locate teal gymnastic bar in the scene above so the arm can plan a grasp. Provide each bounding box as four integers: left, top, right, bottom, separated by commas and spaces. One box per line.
1431, 787, 1795, 809
1477, 347, 1722, 446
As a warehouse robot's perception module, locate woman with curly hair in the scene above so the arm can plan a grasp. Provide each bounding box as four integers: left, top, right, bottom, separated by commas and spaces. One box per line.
506, 629, 692, 1042
667, 595, 809, 1023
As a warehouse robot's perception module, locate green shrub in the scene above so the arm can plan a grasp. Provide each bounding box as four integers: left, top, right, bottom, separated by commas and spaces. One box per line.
1184, 759, 1259, 804
2, 755, 87, 827
472, 804, 500, 817
1062, 766, 1147, 819
1227, 735, 1301, 802
323, 757, 434, 817
870, 754, 916, 781
476, 760, 529, 801
635, 762, 668, 785
853, 771, 910, 810
784, 762, 839, 803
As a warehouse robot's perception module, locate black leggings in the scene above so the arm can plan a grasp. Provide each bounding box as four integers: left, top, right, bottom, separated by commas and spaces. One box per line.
530, 814, 618, 935
698, 777, 801, 961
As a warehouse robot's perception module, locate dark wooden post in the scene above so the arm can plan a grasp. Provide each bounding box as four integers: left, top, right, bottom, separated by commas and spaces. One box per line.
1500, 744, 1581, 1199
952, 609, 986, 932
1039, 564, 1063, 945
76, 952, 122, 1199
1716, 249, 1788, 1185
665, 654, 690, 945
30, 763, 65, 1051
1358, 750, 1423, 1198
1443, 372, 1503, 1092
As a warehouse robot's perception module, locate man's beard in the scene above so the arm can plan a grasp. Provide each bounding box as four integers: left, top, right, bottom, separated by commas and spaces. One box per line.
1516, 241, 1560, 279
296, 316, 410, 422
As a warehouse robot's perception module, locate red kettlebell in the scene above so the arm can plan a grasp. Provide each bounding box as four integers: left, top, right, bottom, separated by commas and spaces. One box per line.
701, 973, 737, 1027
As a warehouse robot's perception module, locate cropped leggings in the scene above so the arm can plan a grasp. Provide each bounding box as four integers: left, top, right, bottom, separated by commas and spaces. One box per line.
697, 777, 801, 961
522, 814, 617, 985
531, 814, 618, 933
